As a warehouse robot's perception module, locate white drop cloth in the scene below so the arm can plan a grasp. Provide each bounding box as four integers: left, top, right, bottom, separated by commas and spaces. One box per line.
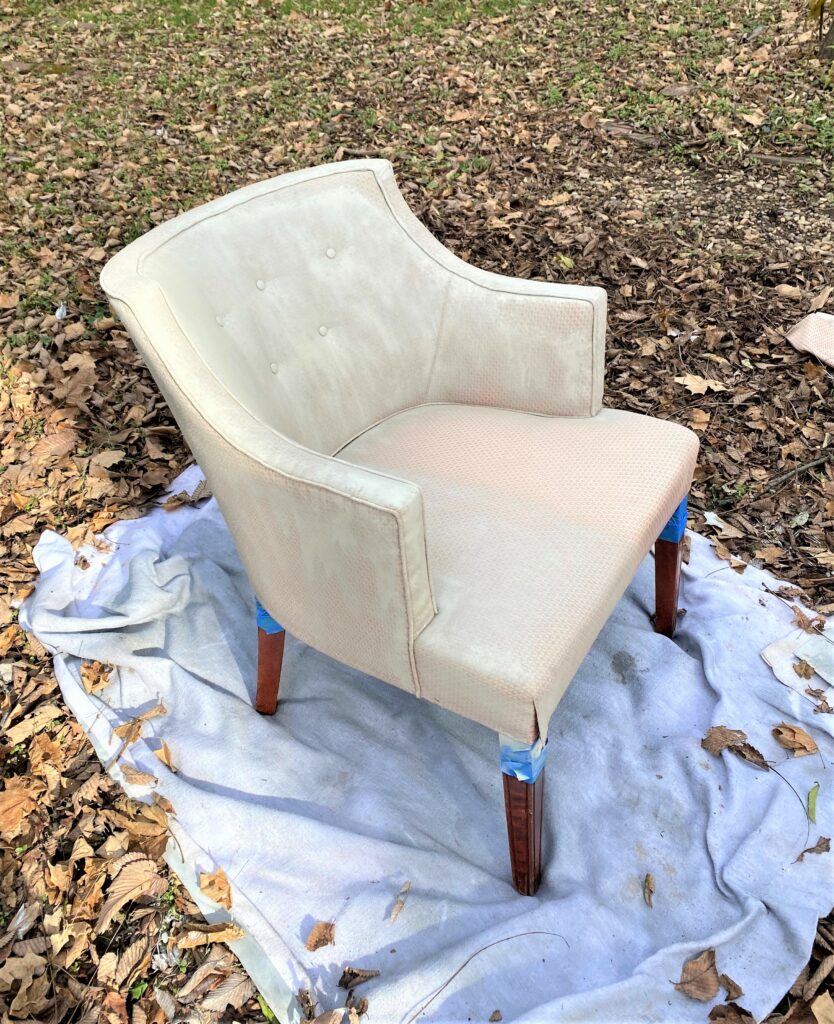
20, 466, 834, 1023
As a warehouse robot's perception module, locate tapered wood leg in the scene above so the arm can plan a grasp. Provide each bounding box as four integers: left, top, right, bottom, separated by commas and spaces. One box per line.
255, 626, 285, 715
503, 769, 545, 896
654, 538, 682, 638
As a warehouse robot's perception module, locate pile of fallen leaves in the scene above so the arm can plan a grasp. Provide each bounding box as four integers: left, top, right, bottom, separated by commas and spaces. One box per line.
1, 0, 833, 1020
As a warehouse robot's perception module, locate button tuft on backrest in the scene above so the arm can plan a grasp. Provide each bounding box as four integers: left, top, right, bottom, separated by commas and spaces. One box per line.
256, 279, 266, 290
319, 325, 328, 336
326, 248, 336, 259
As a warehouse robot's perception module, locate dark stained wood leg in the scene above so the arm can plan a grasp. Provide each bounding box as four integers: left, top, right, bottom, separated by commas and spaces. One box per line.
654, 537, 683, 638
255, 626, 285, 715
503, 768, 545, 896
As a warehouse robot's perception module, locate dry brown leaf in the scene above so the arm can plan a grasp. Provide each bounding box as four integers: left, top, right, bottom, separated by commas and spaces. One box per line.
201, 973, 256, 1011
701, 726, 769, 771
199, 867, 233, 910
674, 948, 720, 1001
306, 920, 336, 951
95, 857, 167, 934
114, 936, 151, 987
489, 1013, 503, 1023
175, 922, 245, 949
389, 880, 412, 923
775, 284, 803, 300
642, 872, 654, 908
338, 966, 380, 989
795, 655, 819, 679
809, 285, 833, 312
120, 764, 157, 787
30, 429, 80, 463
719, 973, 744, 1000
0, 782, 41, 841
312, 1012, 345, 1024
795, 836, 831, 863
792, 606, 826, 635
3, 704, 63, 745
772, 722, 818, 757
153, 740, 176, 773
708, 1003, 754, 1023
712, 542, 747, 574
812, 991, 834, 1024
675, 374, 728, 395
80, 660, 112, 694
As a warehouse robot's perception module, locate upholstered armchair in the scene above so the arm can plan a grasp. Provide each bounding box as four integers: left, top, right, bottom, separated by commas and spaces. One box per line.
100, 160, 698, 895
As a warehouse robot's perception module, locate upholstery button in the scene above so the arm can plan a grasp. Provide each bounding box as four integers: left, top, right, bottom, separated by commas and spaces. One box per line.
256, 279, 265, 290
326, 248, 336, 259
319, 325, 328, 336
215, 315, 223, 325
270, 362, 278, 374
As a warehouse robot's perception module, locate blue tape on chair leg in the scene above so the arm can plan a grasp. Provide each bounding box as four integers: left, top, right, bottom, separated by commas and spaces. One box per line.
499, 734, 548, 782
255, 598, 284, 635
658, 495, 688, 544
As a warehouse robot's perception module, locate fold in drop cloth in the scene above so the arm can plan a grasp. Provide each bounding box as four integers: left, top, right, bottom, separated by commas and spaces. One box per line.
20, 465, 834, 1023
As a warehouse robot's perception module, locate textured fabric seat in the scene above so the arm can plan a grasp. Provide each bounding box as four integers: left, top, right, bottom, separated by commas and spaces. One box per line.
100, 159, 699, 894
340, 404, 698, 742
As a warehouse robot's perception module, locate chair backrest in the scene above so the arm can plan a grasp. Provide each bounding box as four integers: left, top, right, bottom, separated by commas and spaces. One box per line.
130, 161, 448, 455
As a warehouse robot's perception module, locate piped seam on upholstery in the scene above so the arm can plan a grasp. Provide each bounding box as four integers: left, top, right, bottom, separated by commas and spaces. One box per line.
115, 296, 430, 696
425, 273, 453, 405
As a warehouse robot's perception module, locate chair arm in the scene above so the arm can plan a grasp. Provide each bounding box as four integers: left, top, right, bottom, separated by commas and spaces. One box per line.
428, 267, 607, 418
103, 282, 435, 696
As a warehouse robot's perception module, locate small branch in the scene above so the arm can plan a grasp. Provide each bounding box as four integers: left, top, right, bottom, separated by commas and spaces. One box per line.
763, 453, 833, 493
402, 931, 569, 1024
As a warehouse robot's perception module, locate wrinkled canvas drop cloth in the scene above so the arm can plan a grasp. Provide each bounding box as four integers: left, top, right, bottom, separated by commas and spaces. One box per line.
20, 466, 834, 1024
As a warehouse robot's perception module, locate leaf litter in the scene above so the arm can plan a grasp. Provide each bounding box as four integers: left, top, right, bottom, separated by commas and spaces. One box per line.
2, 0, 834, 1020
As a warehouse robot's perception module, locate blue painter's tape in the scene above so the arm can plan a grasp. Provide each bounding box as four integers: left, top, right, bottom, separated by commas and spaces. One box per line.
256, 598, 284, 635
499, 734, 548, 783
659, 495, 688, 544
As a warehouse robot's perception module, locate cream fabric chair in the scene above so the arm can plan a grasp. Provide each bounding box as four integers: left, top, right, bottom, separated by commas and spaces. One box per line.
101, 160, 699, 894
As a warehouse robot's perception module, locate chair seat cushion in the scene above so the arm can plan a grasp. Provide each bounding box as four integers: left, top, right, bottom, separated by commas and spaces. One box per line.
339, 404, 699, 742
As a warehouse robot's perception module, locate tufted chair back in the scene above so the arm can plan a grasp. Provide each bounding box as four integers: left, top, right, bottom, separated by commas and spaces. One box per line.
132, 163, 448, 455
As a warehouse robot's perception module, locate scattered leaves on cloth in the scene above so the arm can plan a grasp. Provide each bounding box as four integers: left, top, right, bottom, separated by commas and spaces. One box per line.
720, 974, 744, 1000
772, 723, 819, 757
792, 606, 826, 635
199, 868, 233, 910
389, 880, 412, 923
306, 921, 336, 952
795, 836, 832, 864
338, 967, 380, 990
79, 660, 112, 694
708, 1003, 755, 1023
174, 922, 246, 950
701, 727, 769, 771
794, 659, 817, 680
675, 948, 721, 1002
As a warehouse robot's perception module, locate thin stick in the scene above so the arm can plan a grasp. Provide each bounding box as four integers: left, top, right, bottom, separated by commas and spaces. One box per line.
762, 453, 832, 494
402, 931, 569, 1024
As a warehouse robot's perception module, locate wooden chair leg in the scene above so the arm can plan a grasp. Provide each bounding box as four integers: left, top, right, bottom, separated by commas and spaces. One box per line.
654, 538, 682, 638
255, 599, 285, 715
503, 770, 545, 896
654, 495, 687, 639
256, 627, 285, 715
500, 733, 547, 895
